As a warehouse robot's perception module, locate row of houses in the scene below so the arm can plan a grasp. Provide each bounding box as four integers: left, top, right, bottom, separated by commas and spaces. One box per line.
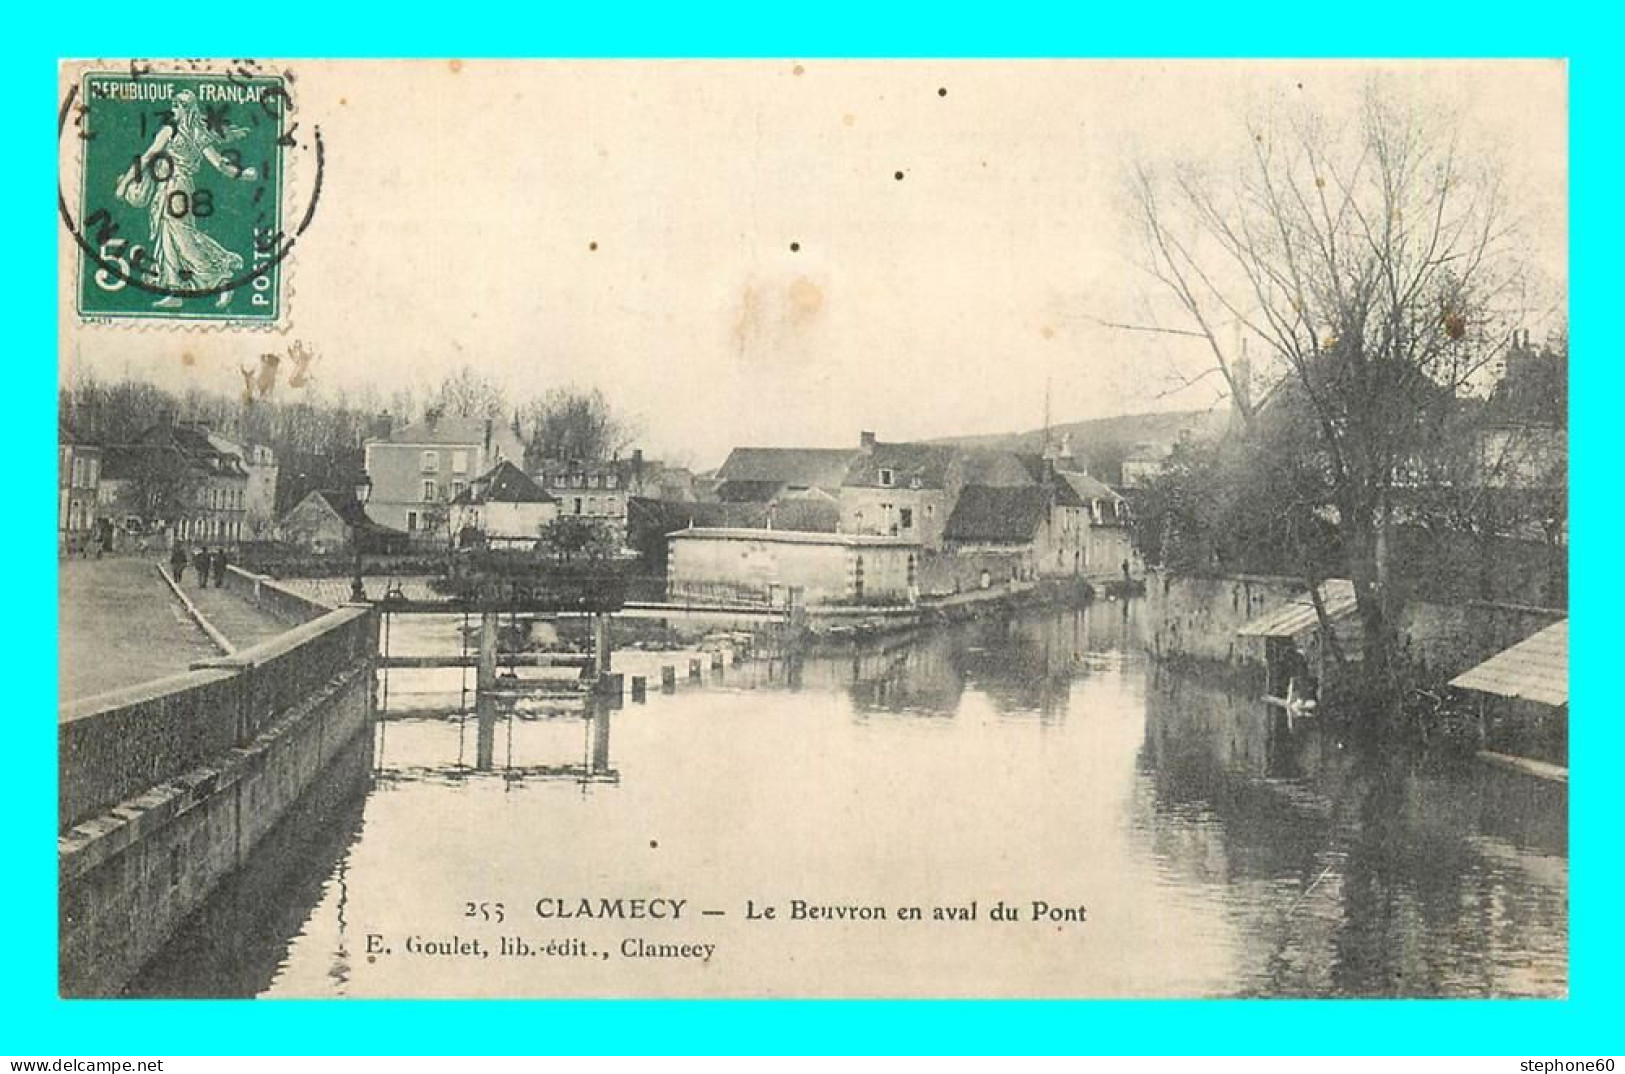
288, 418, 1140, 607
650, 432, 1138, 605
57, 420, 281, 553
63, 407, 1142, 611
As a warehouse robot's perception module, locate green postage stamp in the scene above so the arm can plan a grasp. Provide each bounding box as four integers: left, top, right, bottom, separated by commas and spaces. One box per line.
64, 64, 305, 324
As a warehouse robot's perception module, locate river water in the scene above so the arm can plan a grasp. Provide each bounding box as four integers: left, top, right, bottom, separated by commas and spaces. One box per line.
130, 600, 1567, 998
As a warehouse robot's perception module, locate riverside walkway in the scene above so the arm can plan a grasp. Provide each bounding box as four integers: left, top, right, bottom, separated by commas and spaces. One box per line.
58, 557, 294, 707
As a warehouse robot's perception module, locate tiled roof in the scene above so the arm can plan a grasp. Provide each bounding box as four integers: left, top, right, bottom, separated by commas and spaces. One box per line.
105, 424, 248, 478
844, 442, 960, 489
627, 496, 838, 536
717, 447, 861, 490
452, 461, 555, 505
1059, 470, 1125, 505
1450, 619, 1568, 707
379, 416, 526, 460
307, 490, 405, 534
967, 450, 1041, 487
943, 485, 1053, 543
717, 479, 790, 503
1236, 579, 1358, 638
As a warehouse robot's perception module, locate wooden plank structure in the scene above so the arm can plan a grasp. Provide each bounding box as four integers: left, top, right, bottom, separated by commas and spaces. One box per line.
1449, 619, 1569, 709
1236, 578, 1359, 700
1449, 619, 1568, 783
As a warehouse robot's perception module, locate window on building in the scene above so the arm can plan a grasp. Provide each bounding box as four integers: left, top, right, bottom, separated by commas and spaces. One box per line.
422, 479, 438, 501
588, 497, 598, 514
926, 503, 934, 519
87, 458, 99, 487
606, 474, 618, 489
452, 450, 469, 474
879, 468, 895, 487
421, 450, 440, 473
554, 474, 566, 488
407, 511, 418, 532
900, 507, 913, 530
590, 475, 602, 488
573, 498, 582, 516
451, 480, 466, 500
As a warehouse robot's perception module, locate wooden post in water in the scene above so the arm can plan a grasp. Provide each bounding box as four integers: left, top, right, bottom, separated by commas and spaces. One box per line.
476, 610, 499, 693
589, 698, 612, 775
593, 613, 612, 677
475, 693, 496, 771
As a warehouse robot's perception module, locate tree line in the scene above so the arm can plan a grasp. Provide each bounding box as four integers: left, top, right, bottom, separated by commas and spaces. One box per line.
1123, 81, 1567, 725
58, 364, 637, 515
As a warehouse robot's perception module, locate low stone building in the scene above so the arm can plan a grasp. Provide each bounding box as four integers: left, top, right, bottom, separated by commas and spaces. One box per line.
277, 489, 408, 555
666, 527, 920, 607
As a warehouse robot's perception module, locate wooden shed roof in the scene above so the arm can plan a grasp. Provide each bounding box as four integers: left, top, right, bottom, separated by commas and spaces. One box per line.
1450, 619, 1569, 708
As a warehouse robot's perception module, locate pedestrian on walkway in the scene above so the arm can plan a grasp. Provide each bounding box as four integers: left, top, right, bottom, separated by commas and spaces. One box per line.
212, 546, 231, 587
169, 541, 188, 584
193, 544, 211, 586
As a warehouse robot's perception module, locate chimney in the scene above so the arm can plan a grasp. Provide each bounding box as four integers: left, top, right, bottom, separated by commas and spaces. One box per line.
425, 406, 442, 430
1232, 353, 1252, 418
860, 431, 877, 452
484, 418, 493, 455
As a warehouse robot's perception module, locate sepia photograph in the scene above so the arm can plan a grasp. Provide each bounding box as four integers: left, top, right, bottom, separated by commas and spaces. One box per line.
55, 58, 1568, 1000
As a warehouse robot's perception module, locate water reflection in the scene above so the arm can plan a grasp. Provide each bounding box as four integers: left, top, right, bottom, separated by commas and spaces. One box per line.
1138, 667, 1567, 997
132, 599, 1565, 998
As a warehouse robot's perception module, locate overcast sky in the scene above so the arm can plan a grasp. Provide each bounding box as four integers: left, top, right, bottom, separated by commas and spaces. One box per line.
59, 59, 1567, 469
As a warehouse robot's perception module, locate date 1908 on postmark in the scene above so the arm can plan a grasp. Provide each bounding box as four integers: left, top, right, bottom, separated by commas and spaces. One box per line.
61, 63, 320, 324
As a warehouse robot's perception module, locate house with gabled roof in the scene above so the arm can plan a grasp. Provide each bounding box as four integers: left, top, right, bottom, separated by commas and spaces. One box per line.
100, 422, 250, 543
943, 462, 1090, 579
1056, 468, 1136, 579
363, 411, 525, 538
450, 460, 559, 548
278, 488, 409, 555
838, 432, 969, 550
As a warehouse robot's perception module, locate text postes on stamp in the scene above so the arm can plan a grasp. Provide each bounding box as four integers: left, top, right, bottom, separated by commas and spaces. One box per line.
66, 66, 296, 324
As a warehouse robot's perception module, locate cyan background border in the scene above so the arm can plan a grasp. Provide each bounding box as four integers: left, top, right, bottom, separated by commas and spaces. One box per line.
17, 2, 1609, 1054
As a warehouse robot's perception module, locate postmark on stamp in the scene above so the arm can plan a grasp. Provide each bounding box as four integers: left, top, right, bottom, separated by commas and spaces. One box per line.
60, 61, 320, 326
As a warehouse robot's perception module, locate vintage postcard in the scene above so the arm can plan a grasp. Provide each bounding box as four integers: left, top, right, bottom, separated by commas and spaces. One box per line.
56, 59, 1568, 1000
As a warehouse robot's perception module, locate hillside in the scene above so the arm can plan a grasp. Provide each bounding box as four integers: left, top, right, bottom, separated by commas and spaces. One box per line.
933, 408, 1230, 484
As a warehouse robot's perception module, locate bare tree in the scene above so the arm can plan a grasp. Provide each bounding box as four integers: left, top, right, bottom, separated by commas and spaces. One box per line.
521, 386, 635, 466
431, 365, 509, 420
1131, 83, 1534, 715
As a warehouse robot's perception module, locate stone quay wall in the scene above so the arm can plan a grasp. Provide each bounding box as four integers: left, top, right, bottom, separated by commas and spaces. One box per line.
58, 604, 377, 997
1143, 568, 1564, 684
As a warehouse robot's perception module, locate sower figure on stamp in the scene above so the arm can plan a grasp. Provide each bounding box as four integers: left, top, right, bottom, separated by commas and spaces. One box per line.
168, 540, 187, 584
115, 89, 258, 309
